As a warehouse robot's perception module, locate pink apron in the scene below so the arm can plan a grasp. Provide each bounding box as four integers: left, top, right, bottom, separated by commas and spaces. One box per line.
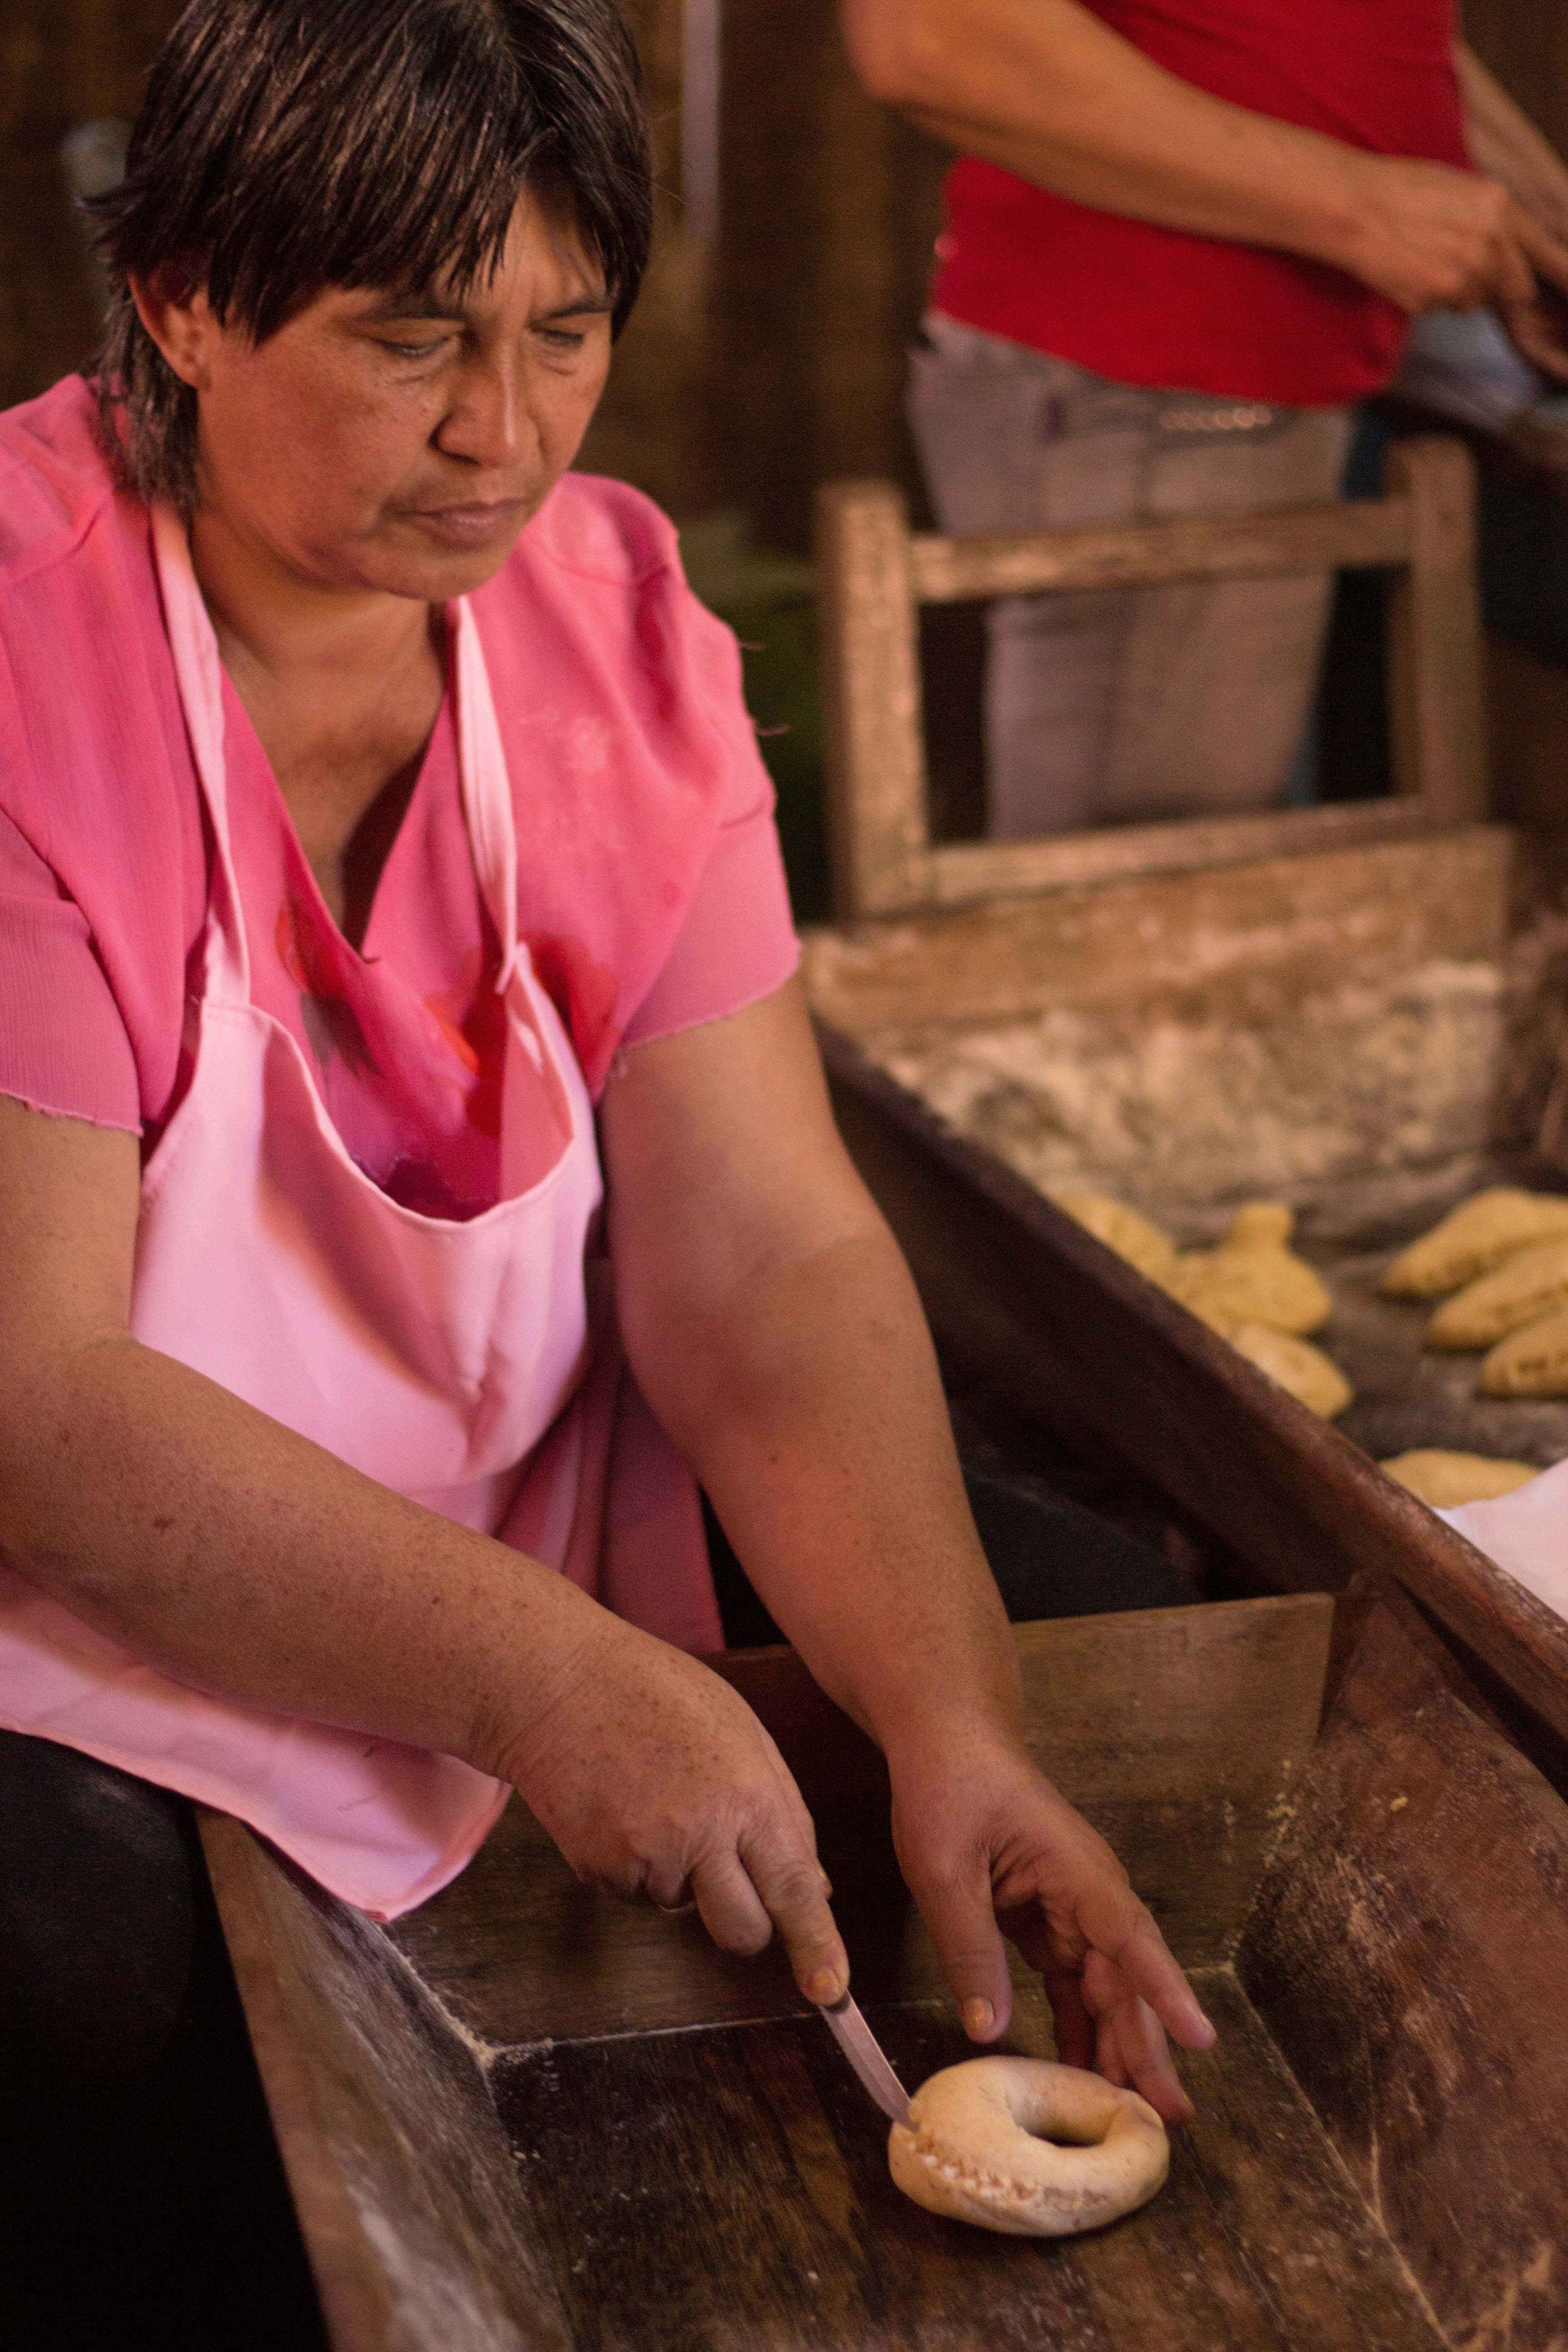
0, 509, 720, 1919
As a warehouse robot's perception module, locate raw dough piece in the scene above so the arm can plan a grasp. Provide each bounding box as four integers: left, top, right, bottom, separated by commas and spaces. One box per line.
1166, 1202, 1331, 1338
1382, 1188, 1568, 1299
1380, 1450, 1539, 1507
1229, 1324, 1354, 1419
1425, 1237, 1568, 1352
888, 2057, 1167, 2237
1046, 1190, 1351, 1410
1481, 1308, 1568, 1397
1051, 1191, 1178, 1284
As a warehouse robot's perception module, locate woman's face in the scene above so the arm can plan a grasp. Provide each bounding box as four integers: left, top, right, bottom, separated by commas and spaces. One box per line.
137, 187, 615, 603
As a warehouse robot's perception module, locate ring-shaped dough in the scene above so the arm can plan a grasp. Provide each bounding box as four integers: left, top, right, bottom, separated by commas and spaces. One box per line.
888, 2057, 1168, 2237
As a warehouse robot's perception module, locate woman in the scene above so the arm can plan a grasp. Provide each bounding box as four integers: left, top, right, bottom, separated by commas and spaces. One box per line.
0, 0, 1212, 2331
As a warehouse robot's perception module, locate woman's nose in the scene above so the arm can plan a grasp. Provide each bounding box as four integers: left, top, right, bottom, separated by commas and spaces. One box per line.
435, 360, 532, 470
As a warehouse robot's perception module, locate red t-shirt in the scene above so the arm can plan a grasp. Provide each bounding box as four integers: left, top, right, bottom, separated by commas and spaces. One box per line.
930, 0, 1470, 405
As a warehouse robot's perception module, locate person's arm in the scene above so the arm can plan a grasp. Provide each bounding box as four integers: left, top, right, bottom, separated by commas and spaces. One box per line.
841, 0, 1568, 376
0, 1093, 847, 1996
600, 978, 1216, 2121
1457, 43, 1568, 245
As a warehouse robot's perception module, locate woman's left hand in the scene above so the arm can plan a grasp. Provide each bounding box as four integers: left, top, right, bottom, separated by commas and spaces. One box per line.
887, 1722, 1215, 2125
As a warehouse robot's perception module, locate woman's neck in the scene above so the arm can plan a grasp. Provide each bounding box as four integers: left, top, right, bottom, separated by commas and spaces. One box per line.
187, 500, 439, 702
187, 501, 447, 948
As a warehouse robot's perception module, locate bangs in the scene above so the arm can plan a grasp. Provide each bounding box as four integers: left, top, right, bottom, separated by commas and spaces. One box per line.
91, 0, 649, 339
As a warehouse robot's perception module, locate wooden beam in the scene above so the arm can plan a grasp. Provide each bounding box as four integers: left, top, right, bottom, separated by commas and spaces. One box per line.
1384, 436, 1490, 823
922, 797, 1435, 909
906, 493, 1412, 605
802, 825, 1512, 1064
815, 479, 932, 916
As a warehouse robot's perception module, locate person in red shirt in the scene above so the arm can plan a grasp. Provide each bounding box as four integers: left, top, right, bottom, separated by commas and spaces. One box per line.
843, 1, 1568, 835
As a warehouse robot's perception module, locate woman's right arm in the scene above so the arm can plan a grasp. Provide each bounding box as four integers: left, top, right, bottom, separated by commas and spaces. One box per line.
0, 1095, 846, 1993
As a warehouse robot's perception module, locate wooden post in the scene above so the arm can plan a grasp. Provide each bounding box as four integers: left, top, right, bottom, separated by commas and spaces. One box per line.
1384, 436, 1490, 824
813, 480, 932, 918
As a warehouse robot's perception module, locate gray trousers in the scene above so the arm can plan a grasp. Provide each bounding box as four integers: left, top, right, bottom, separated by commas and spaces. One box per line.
907, 314, 1354, 837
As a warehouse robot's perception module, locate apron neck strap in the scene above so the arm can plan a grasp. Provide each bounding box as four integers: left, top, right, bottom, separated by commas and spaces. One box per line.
150, 503, 250, 1002
451, 597, 521, 993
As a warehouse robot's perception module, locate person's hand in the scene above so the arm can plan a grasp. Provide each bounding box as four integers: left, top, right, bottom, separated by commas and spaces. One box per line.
495, 1612, 849, 2006
886, 1720, 1215, 2125
1338, 155, 1568, 380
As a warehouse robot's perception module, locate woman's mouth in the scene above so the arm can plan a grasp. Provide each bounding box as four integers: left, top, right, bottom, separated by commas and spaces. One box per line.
407, 499, 527, 547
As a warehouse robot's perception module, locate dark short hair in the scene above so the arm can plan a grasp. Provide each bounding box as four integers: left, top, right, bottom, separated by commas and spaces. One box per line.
87, 0, 651, 510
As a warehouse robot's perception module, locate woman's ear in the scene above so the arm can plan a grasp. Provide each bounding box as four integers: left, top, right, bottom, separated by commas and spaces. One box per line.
130, 263, 215, 389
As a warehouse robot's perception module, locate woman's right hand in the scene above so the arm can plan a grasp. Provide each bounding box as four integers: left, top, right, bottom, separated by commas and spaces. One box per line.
1337, 156, 1568, 378
493, 1614, 851, 2005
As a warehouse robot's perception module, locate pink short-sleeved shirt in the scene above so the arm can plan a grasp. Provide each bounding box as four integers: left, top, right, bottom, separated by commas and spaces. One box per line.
0, 378, 799, 1197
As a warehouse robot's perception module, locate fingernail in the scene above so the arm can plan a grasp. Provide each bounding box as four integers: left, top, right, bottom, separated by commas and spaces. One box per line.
963, 1997, 995, 2037
805, 1968, 843, 2004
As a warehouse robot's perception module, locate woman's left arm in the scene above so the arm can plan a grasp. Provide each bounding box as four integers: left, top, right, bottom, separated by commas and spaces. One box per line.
600, 977, 1214, 2120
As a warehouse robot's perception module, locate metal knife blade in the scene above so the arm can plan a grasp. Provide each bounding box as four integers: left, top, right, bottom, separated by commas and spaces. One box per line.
820, 1992, 913, 2127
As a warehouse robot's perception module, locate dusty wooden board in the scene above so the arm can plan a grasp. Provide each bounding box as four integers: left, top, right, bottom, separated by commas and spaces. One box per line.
818, 442, 1485, 918
903, 490, 1414, 604
207, 1593, 1568, 2352
818, 1021, 1568, 1747
921, 800, 1438, 910
202, 1811, 571, 2352
1382, 438, 1490, 824
800, 826, 1511, 1042
1240, 1595, 1568, 2352
388, 1598, 1329, 2045
488, 1969, 1442, 2352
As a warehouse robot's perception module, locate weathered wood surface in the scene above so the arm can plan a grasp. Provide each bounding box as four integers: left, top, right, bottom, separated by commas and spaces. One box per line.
815, 477, 929, 917
388, 1597, 1329, 2046
818, 1019, 1568, 1748
802, 825, 1511, 1039
1384, 438, 1491, 824
490, 1968, 1444, 2352
1240, 1593, 1568, 2352
921, 799, 1437, 909
906, 491, 1414, 605
817, 441, 1487, 919
201, 1810, 571, 2352
208, 1589, 1568, 2352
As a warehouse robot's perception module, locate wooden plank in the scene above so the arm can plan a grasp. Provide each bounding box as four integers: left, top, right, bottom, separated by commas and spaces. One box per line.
200, 1813, 573, 2352
486, 1970, 1442, 2352
818, 1021, 1568, 1747
387, 1598, 1329, 2046
1240, 1595, 1568, 2352
922, 799, 1433, 910
1384, 437, 1490, 823
801, 824, 1512, 1039
814, 479, 932, 917
906, 493, 1412, 605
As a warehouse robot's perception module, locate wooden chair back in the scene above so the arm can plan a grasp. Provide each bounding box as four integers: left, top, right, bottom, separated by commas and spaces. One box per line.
814, 435, 1489, 921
